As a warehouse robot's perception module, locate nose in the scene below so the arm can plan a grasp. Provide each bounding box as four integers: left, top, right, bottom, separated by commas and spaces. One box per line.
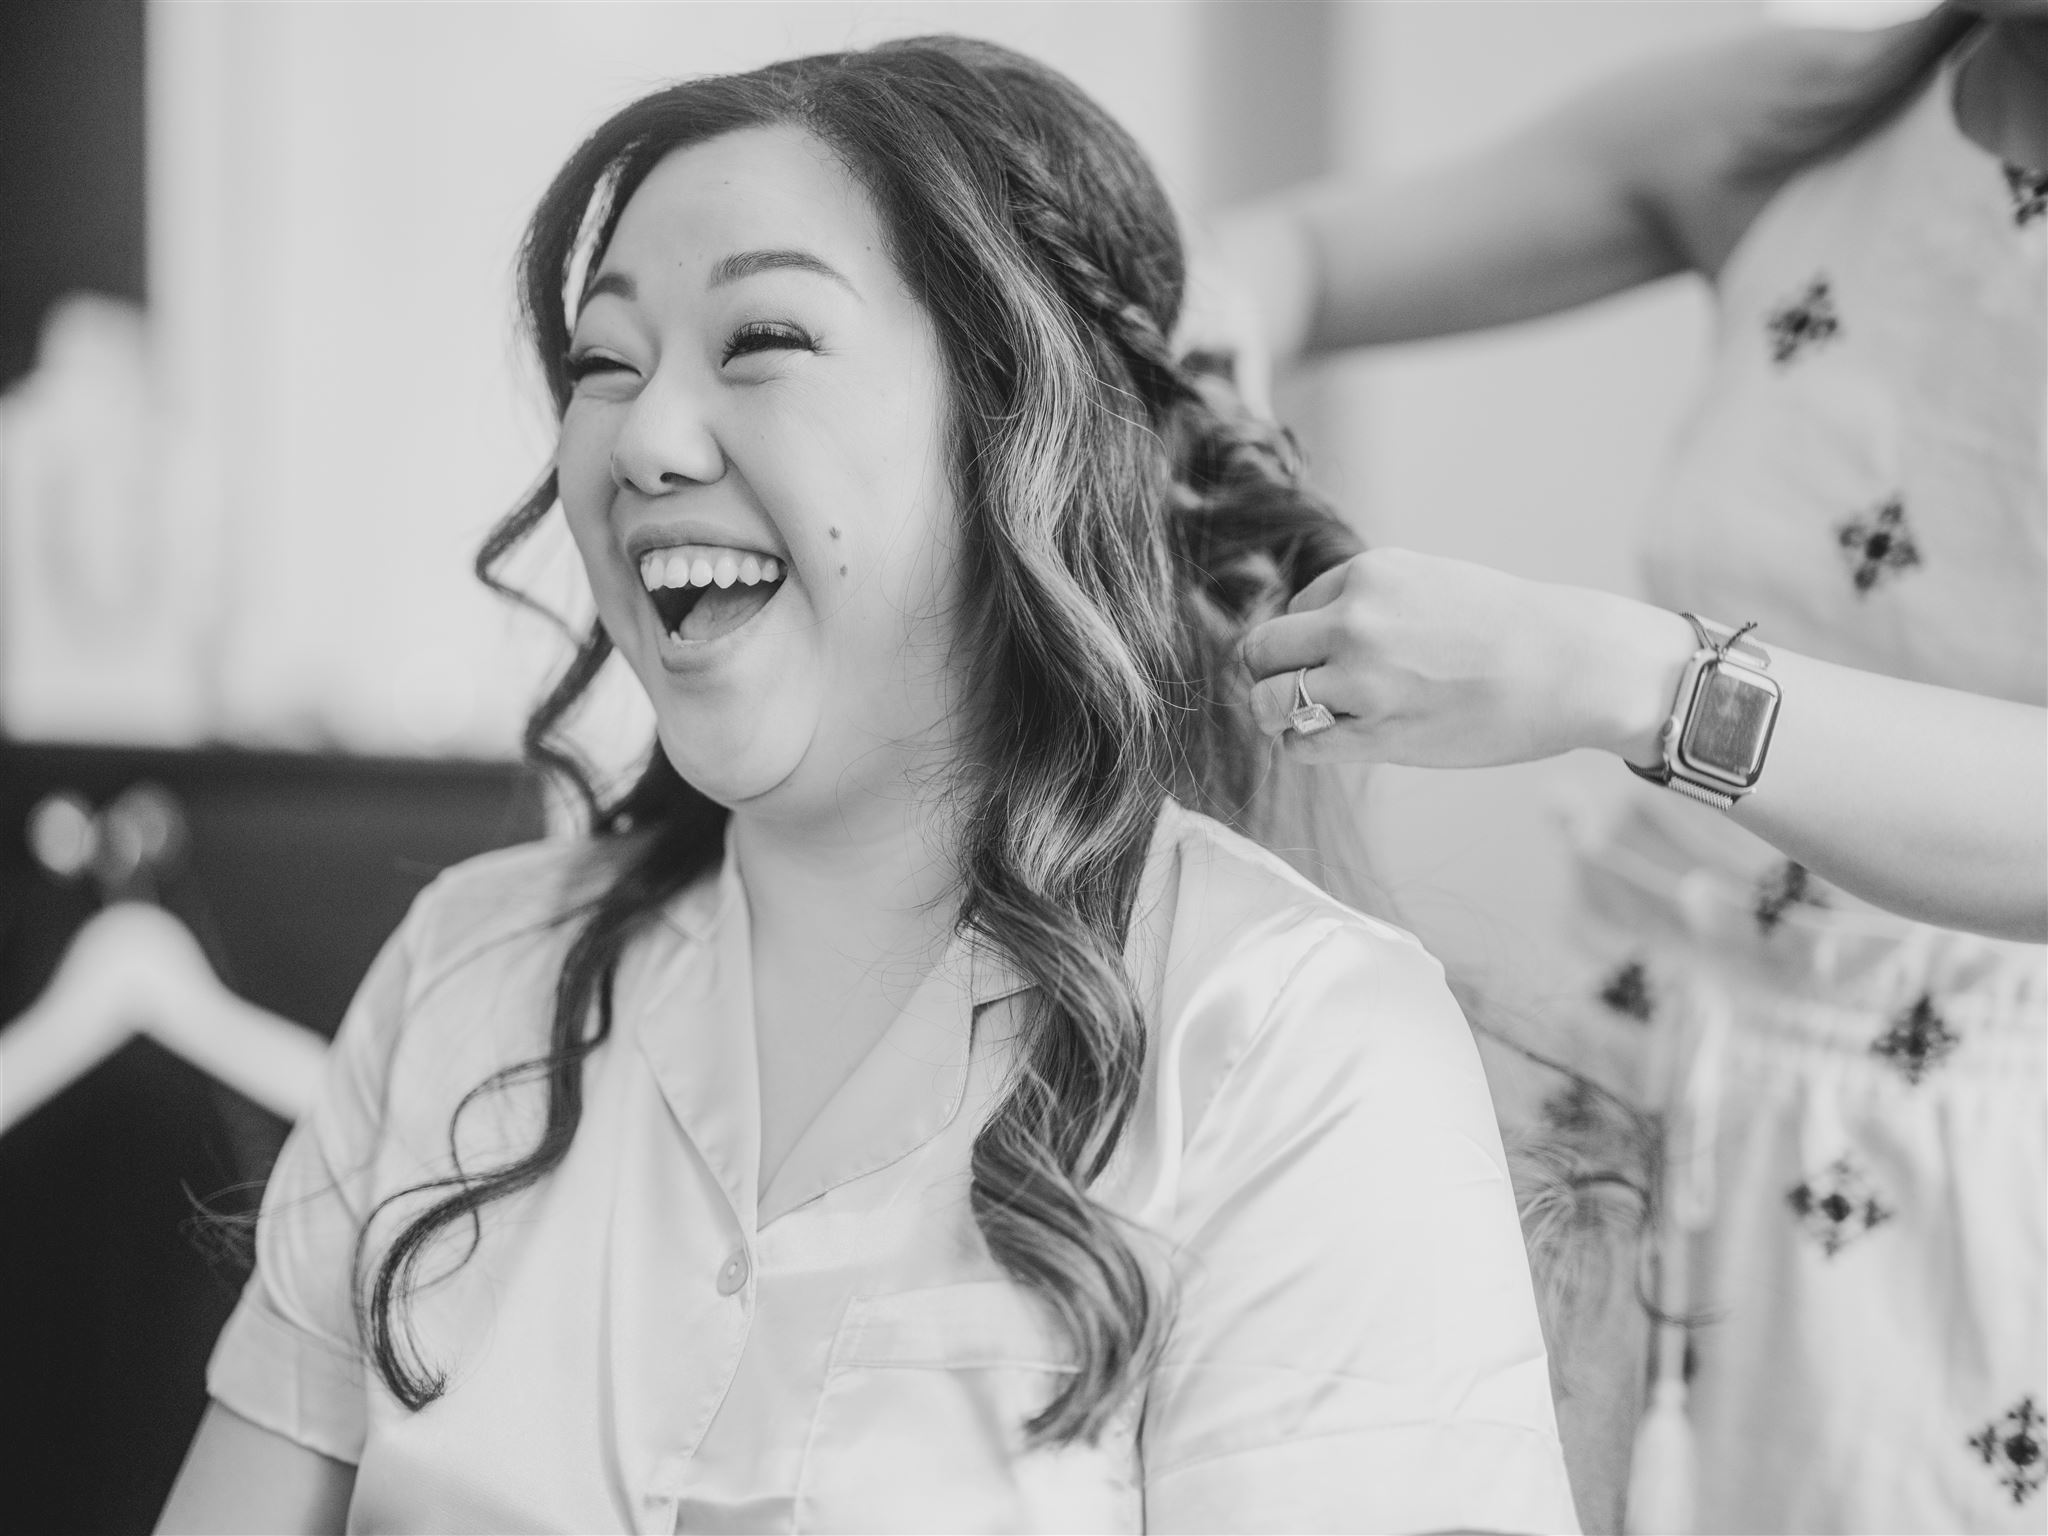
608, 373, 725, 495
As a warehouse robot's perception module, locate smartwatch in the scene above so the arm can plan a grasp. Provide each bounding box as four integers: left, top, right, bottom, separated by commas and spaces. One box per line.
1627, 614, 1781, 811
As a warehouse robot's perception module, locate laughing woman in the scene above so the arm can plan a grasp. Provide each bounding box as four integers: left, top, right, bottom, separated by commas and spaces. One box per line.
159, 38, 1576, 1536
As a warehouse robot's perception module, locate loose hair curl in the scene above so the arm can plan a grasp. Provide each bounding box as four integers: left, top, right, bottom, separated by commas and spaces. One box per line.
361, 36, 1360, 1445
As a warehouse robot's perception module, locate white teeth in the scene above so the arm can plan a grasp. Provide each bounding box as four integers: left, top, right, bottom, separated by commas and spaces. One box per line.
636, 543, 788, 590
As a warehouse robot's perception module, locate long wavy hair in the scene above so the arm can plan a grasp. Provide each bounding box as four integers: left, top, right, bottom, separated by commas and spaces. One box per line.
356, 36, 1360, 1446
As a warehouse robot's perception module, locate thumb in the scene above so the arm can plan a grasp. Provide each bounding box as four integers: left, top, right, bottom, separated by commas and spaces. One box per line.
1285, 558, 1352, 615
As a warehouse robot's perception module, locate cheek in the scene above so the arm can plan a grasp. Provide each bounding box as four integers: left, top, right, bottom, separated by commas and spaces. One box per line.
817, 454, 958, 663
879, 417, 963, 635
812, 379, 957, 620
555, 415, 623, 586
555, 410, 608, 518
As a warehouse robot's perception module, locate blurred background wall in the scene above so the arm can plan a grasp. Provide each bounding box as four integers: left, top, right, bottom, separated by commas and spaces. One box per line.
0, 1, 145, 384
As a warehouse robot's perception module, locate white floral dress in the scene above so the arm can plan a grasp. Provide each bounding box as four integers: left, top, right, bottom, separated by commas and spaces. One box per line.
1563, 48, 2046, 1536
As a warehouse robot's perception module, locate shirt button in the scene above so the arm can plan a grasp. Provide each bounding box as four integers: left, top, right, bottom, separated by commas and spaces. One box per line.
716, 1249, 750, 1296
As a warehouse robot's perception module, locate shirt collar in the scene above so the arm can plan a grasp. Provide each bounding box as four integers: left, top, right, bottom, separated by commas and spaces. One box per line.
640, 818, 1034, 1231
636, 803, 1184, 1228
656, 817, 743, 946
656, 819, 1033, 1008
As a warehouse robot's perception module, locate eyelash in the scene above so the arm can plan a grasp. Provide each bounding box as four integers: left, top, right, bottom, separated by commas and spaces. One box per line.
720, 321, 816, 364
561, 321, 817, 383
562, 351, 623, 383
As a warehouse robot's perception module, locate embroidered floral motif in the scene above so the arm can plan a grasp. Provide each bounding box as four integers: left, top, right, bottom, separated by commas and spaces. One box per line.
1836, 496, 1922, 594
1871, 994, 1961, 1084
1543, 1076, 1604, 1136
1765, 276, 1840, 364
2007, 164, 2048, 229
1786, 1156, 1893, 1256
1753, 860, 1825, 935
1598, 959, 1655, 1022
1971, 1397, 2045, 1505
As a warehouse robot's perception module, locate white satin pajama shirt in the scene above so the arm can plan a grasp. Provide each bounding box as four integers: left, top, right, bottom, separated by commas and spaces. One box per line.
207, 800, 1578, 1534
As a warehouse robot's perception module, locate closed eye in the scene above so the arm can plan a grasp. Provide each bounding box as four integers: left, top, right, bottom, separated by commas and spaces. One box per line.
722, 321, 816, 366
563, 350, 635, 385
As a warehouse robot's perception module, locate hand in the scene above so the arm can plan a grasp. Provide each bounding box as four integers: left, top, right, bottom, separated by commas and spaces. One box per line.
1240, 548, 1696, 769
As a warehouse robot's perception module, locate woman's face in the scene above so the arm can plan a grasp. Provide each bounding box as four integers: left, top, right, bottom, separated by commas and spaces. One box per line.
557, 125, 961, 818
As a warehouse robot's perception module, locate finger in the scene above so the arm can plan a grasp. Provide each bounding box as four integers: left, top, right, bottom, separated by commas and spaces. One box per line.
1239, 606, 1341, 681
1248, 662, 1353, 738
1276, 717, 1389, 766
1284, 560, 1353, 616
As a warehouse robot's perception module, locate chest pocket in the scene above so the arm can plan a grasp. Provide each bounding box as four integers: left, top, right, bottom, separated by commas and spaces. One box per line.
795, 1281, 1142, 1535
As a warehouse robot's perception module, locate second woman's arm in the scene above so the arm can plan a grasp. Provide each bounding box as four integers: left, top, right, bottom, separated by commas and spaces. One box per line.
1242, 549, 2048, 944
1193, 10, 1973, 370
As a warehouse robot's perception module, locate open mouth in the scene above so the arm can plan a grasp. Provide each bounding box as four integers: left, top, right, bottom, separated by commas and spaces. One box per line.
638, 544, 787, 644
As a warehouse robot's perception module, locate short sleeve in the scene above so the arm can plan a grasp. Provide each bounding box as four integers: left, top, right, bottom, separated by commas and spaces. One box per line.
204, 911, 417, 1464
1142, 925, 1581, 1535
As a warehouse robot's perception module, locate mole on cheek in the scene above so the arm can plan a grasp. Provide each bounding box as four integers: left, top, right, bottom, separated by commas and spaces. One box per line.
829, 526, 842, 539
839, 565, 849, 576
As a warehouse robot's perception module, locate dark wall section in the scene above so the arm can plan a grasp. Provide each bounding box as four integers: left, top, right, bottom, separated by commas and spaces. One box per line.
0, 746, 545, 1535
0, 0, 147, 389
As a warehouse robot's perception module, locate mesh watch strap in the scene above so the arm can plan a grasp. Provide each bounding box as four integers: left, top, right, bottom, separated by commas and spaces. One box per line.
1661, 774, 1738, 811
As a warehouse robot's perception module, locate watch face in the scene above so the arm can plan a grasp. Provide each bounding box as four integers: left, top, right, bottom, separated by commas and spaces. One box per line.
1680, 661, 1781, 785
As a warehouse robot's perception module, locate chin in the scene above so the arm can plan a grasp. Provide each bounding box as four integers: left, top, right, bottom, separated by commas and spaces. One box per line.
652, 715, 811, 811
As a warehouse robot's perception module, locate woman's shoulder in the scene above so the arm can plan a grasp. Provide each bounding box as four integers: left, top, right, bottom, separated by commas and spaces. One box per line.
1146, 800, 1436, 984
1140, 803, 1476, 1137
1541, 17, 1960, 282
396, 836, 623, 992
326, 837, 659, 1154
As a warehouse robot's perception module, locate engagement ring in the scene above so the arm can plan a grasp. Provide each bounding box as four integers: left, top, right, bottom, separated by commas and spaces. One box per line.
1288, 668, 1335, 737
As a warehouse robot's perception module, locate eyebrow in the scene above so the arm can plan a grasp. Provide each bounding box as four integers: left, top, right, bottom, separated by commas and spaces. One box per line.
709, 248, 857, 295
577, 249, 856, 315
